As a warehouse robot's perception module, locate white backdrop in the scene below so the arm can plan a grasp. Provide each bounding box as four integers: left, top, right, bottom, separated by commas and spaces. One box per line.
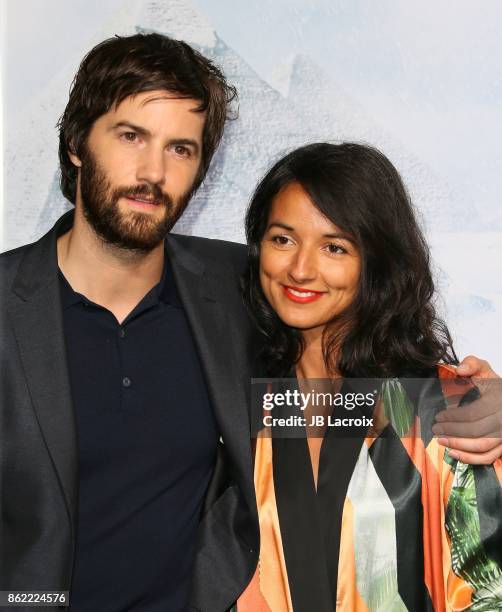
3, 0, 502, 370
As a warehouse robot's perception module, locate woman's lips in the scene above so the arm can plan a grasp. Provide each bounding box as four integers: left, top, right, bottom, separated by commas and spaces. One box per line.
282, 285, 325, 303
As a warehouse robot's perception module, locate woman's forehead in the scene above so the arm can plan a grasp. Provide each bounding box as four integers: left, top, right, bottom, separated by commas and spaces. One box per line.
268, 182, 346, 236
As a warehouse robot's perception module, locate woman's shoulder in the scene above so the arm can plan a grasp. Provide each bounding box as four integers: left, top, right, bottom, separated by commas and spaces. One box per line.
436, 363, 459, 379
396, 363, 458, 379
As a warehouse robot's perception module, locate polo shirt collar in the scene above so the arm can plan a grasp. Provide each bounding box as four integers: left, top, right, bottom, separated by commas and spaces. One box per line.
59, 243, 182, 311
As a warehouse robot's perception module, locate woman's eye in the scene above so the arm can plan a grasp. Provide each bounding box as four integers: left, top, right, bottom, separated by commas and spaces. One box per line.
326, 243, 346, 254
272, 235, 293, 246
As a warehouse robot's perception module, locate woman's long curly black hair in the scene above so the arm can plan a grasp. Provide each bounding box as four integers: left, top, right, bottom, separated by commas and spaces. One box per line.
242, 142, 457, 377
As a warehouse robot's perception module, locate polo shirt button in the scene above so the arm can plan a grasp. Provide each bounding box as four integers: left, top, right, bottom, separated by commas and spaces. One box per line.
122, 376, 131, 388
119, 329, 126, 338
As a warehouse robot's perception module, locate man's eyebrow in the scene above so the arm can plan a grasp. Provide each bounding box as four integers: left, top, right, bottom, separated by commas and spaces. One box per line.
110, 123, 200, 154
111, 121, 151, 136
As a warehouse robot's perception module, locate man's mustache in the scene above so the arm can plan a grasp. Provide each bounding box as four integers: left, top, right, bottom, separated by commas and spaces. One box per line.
112, 184, 173, 207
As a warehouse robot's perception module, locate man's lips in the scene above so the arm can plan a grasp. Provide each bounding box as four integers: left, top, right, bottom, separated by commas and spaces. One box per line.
282, 285, 325, 303
124, 195, 162, 208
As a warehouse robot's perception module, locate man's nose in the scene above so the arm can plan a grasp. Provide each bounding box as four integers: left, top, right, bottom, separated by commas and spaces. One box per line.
137, 146, 166, 186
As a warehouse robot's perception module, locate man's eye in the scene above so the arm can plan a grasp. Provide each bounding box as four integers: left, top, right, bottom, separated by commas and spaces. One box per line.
121, 132, 137, 142
174, 145, 190, 157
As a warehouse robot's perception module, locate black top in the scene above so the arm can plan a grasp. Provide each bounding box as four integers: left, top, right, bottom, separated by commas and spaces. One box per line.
60, 256, 219, 611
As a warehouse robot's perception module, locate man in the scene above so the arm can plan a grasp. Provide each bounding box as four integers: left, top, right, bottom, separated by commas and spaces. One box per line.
0, 33, 500, 612
1, 34, 257, 612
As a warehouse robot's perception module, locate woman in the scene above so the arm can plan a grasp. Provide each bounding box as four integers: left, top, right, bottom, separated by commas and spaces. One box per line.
237, 143, 502, 611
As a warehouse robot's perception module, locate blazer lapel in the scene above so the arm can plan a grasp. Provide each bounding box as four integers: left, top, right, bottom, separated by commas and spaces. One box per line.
8, 211, 78, 532
165, 235, 254, 504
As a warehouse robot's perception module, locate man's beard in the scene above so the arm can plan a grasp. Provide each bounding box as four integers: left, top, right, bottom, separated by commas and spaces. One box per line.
79, 147, 193, 253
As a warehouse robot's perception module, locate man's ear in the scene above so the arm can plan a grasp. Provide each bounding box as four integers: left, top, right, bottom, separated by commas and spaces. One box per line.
68, 143, 82, 168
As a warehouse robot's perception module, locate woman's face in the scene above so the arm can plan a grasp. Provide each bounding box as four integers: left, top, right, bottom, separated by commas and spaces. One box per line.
259, 182, 361, 336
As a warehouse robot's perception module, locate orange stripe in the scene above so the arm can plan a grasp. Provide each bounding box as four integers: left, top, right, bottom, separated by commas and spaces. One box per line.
400, 418, 446, 611
437, 365, 478, 611
493, 458, 502, 487
336, 497, 370, 612
446, 570, 474, 611
237, 435, 293, 612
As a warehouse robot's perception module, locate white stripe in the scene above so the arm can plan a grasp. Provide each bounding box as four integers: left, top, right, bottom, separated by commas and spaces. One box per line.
346, 444, 408, 611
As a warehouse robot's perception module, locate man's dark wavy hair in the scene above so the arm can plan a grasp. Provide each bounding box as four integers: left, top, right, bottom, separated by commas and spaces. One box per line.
57, 33, 237, 204
242, 142, 457, 377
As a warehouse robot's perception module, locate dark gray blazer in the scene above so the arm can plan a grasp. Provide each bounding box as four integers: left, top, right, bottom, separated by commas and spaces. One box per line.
0, 211, 259, 612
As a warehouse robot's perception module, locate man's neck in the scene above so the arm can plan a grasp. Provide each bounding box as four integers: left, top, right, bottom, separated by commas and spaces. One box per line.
57, 210, 165, 324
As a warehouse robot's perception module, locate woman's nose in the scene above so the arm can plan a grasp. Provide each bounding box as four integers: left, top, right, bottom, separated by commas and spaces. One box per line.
287, 248, 317, 284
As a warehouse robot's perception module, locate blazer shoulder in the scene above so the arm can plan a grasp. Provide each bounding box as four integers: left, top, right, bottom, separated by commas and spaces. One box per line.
0, 242, 34, 289
169, 233, 248, 272
0, 242, 33, 262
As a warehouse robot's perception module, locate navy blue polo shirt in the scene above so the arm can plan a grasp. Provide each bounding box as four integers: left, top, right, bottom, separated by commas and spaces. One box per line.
60, 255, 219, 611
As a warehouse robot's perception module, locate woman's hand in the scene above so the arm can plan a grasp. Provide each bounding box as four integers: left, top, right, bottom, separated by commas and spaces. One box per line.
433, 355, 502, 464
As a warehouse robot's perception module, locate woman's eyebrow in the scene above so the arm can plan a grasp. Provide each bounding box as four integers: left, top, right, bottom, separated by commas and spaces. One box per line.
323, 232, 352, 240
266, 221, 356, 248
267, 222, 353, 241
266, 222, 295, 231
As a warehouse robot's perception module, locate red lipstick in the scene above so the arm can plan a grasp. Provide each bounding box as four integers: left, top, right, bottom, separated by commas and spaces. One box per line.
282, 285, 325, 304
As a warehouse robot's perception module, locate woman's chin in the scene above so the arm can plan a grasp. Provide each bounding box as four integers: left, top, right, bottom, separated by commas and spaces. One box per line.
278, 313, 326, 334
